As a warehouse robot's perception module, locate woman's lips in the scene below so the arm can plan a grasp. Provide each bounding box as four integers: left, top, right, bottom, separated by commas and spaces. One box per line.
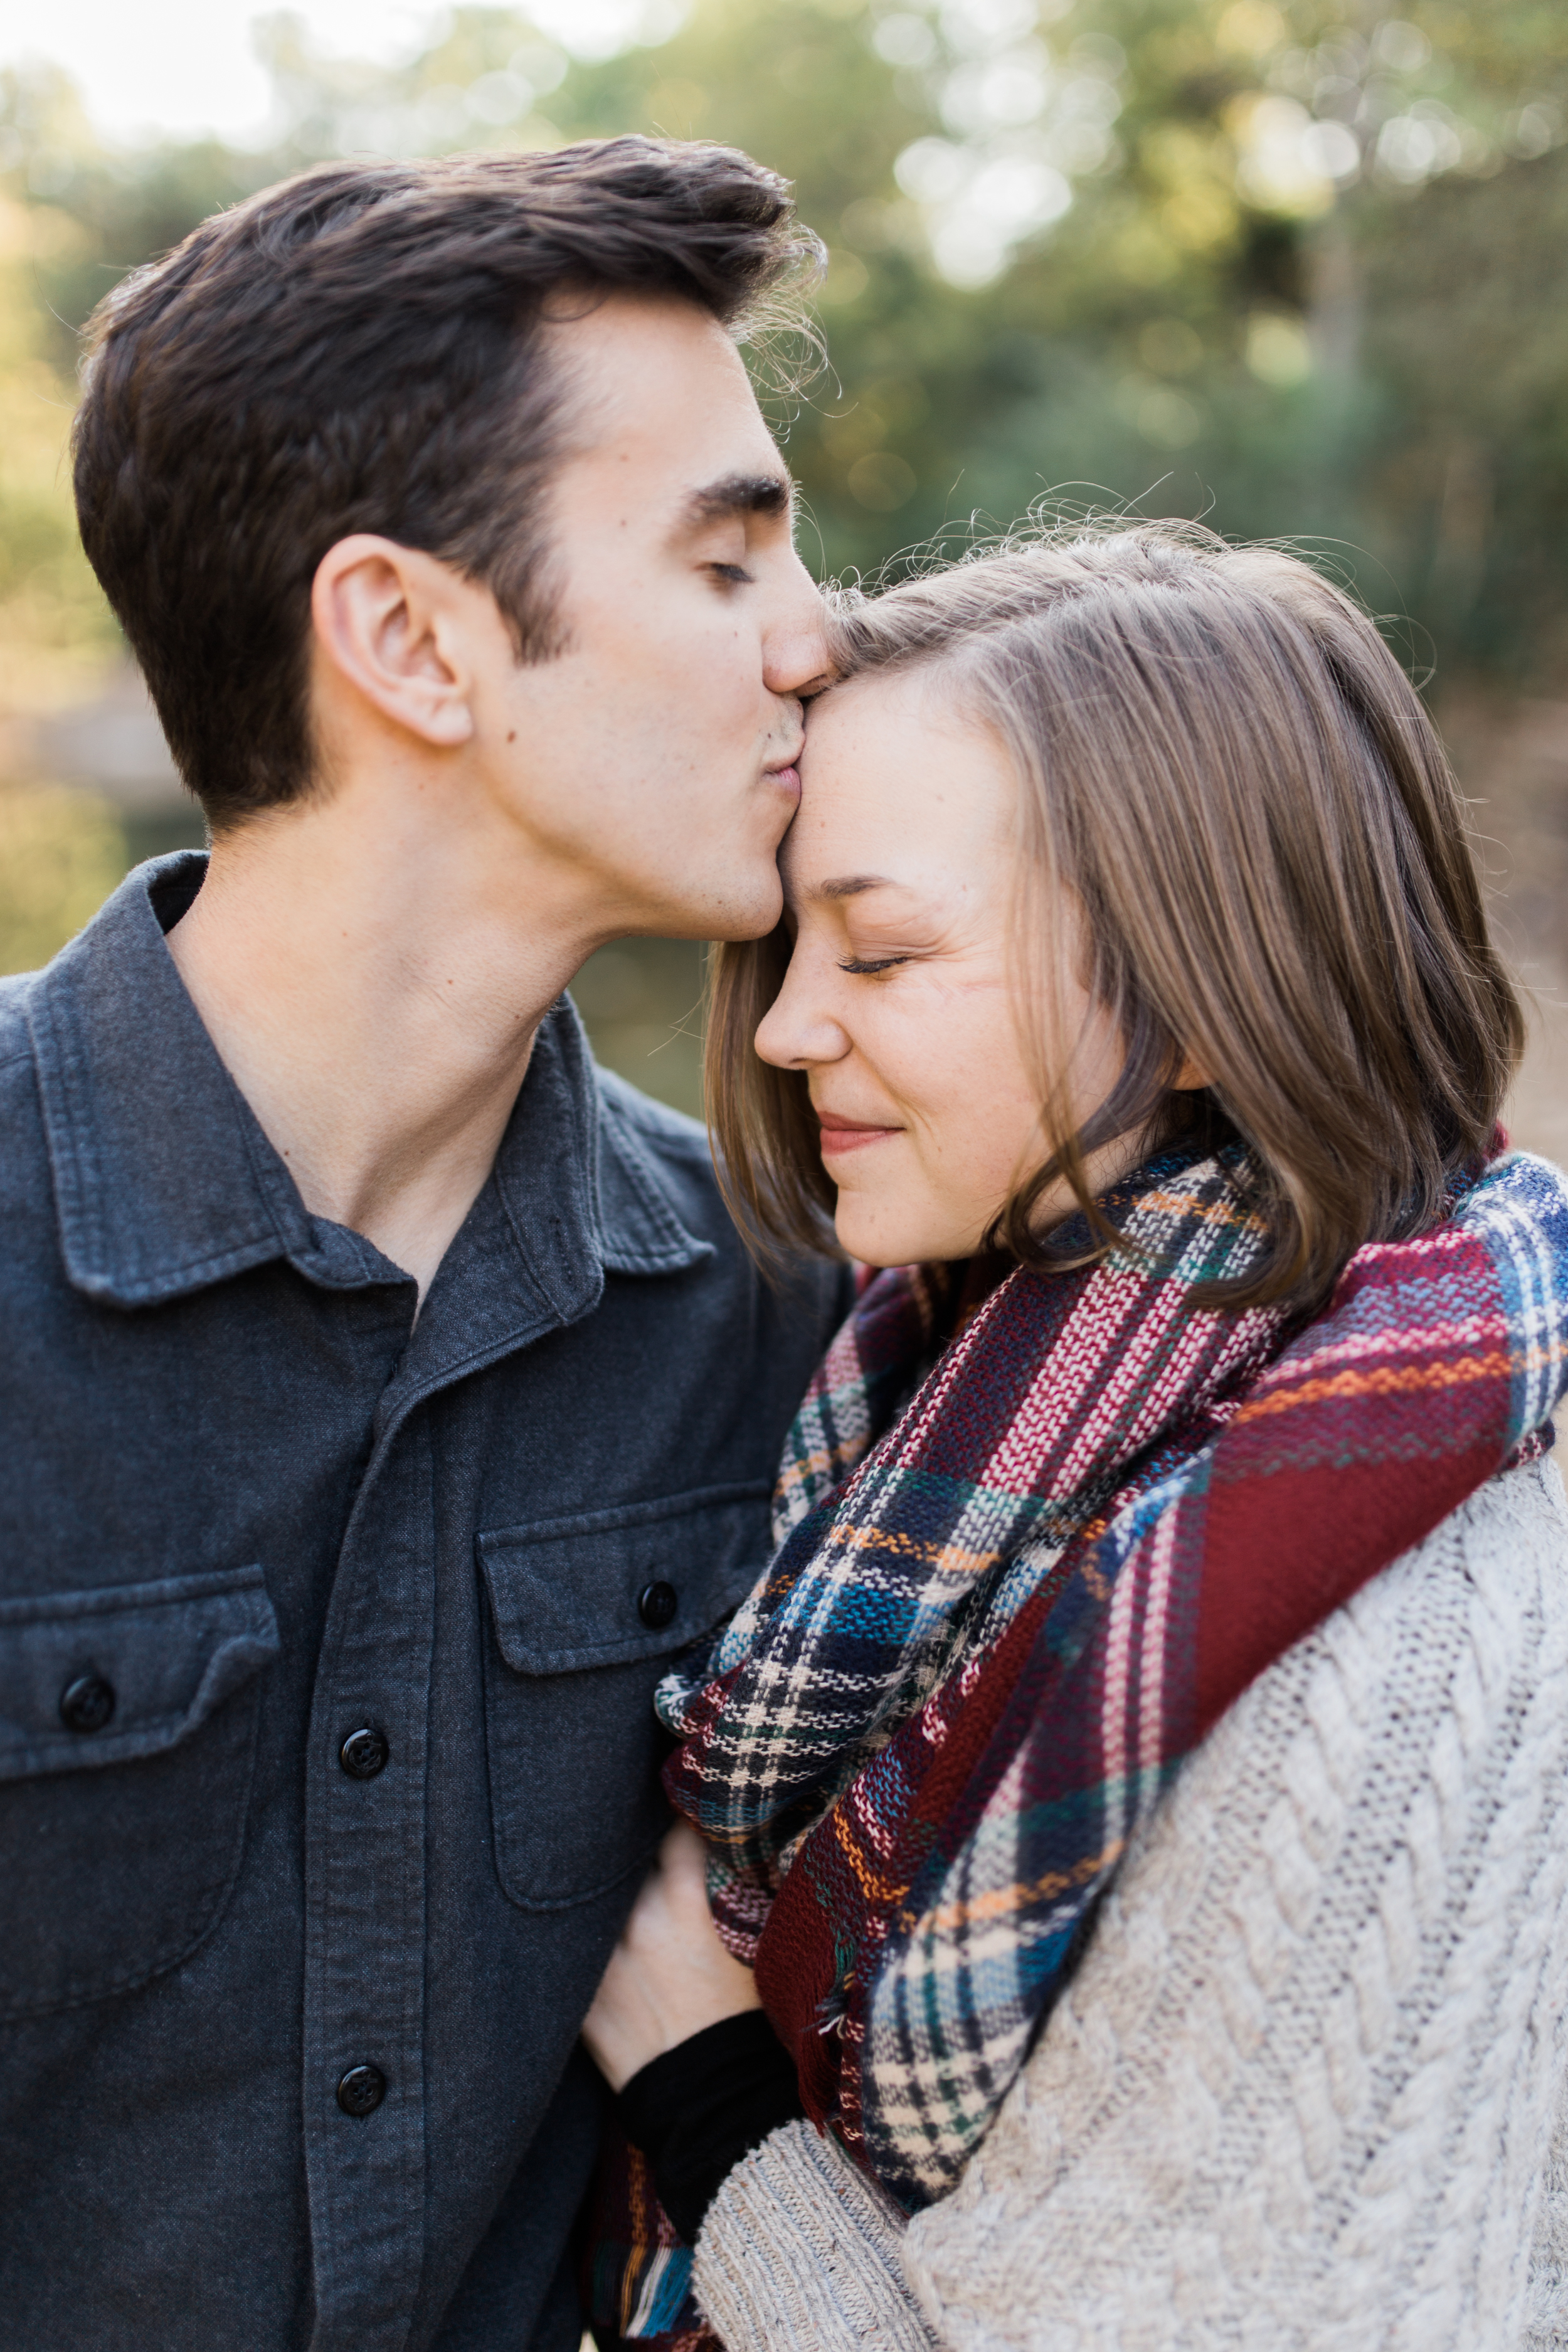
818, 1111, 902, 1157
767, 763, 802, 801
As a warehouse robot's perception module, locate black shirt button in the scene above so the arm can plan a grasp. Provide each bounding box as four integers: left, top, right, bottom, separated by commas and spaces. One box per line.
339, 1727, 389, 1780
336, 2065, 386, 2117
60, 1674, 115, 1734
637, 1581, 677, 1630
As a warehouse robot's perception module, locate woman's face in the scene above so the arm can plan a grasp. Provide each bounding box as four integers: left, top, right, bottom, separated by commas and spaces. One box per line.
755, 669, 1121, 1268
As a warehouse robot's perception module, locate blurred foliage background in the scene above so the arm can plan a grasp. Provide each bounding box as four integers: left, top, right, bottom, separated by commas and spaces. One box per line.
1, 0, 1565, 1145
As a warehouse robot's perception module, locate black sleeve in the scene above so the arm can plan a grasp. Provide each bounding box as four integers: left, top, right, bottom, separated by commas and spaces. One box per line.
615, 2008, 806, 2244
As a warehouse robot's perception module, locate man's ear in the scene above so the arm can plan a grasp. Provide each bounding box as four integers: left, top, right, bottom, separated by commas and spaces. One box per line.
311, 536, 477, 748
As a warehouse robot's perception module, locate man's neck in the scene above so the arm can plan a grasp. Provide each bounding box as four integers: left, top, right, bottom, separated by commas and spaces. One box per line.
166, 779, 605, 1300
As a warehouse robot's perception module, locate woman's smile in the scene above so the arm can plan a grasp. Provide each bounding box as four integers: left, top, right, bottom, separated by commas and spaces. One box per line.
816, 1107, 904, 1156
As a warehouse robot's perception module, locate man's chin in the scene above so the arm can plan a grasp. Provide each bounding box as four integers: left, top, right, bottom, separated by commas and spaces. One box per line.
701, 866, 786, 943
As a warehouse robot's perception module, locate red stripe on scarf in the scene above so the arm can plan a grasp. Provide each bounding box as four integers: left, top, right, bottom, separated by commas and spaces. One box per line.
1193, 1227, 1510, 1734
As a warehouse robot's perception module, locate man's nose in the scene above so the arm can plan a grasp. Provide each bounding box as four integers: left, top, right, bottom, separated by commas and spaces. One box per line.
764, 561, 832, 702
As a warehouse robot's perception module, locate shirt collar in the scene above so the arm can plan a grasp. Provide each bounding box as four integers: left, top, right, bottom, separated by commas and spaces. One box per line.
26, 852, 711, 1310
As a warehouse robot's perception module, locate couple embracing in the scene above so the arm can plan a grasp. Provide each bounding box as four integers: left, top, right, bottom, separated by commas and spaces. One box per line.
4, 134, 1567, 2352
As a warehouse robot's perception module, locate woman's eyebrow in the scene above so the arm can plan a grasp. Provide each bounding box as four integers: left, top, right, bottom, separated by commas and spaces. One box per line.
785, 871, 935, 923
807, 874, 901, 902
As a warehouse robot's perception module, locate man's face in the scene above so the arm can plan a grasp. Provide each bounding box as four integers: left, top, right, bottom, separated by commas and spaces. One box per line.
481, 292, 829, 944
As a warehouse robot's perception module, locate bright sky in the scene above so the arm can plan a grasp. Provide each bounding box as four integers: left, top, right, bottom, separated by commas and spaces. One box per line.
0, 0, 660, 142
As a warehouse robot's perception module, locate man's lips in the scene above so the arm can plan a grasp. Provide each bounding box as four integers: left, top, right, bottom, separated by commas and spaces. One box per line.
763, 735, 804, 796
817, 1110, 903, 1156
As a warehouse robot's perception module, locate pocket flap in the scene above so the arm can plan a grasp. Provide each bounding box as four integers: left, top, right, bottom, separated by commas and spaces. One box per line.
0, 1565, 280, 1783
477, 1480, 771, 1676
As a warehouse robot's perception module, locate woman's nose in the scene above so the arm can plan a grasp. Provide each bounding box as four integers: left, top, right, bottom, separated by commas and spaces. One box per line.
755, 956, 852, 1072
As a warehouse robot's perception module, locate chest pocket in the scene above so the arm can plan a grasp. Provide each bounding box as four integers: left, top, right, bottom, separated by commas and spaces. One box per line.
0, 1565, 280, 2018
477, 1481, 771, 1910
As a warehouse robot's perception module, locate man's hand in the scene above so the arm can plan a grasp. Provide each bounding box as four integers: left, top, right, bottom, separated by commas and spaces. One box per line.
582, 1822, 762, 2091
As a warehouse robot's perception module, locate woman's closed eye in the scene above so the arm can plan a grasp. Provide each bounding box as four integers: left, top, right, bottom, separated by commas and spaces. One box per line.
839, 954, 913, 976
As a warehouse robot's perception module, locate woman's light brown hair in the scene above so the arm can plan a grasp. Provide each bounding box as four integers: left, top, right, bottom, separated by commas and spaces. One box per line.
706, 522, 1524, 1316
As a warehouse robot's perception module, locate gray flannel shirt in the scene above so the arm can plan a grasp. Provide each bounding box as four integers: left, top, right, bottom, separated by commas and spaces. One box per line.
0, 852, 845, 2351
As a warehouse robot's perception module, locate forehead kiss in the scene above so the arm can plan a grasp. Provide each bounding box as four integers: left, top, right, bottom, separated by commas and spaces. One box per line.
755, 671, 1085, 1272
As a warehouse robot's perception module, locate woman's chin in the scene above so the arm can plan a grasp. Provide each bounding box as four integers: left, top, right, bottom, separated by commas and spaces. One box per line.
834, 1196, 965, 1270
834, 1200, 901, 1270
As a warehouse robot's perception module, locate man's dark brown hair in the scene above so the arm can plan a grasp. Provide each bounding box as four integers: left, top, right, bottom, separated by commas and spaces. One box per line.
72, 138, 817, 830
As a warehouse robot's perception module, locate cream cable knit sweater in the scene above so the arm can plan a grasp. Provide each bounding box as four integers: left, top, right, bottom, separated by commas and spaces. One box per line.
692, 1457, 1568, 2352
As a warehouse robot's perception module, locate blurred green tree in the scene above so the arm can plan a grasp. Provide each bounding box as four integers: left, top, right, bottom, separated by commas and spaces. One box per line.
6, 0, 1568, 677
3, 0, 1568, 996
0, 779, 125, 968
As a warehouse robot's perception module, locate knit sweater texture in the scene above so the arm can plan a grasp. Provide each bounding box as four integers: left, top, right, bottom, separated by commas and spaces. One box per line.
692, 1458, 1568, 2351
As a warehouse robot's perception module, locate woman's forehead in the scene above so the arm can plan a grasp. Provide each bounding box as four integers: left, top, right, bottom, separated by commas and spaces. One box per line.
793, 676, 1014, 874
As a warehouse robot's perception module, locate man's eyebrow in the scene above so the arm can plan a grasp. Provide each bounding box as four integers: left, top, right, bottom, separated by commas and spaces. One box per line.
684, 472, 793, 527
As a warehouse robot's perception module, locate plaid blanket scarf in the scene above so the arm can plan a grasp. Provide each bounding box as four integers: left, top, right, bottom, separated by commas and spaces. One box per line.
589, 1140, 1568, 2340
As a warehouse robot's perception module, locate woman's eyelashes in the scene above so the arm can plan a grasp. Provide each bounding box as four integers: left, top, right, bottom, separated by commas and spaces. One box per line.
839, 953, 913, 976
